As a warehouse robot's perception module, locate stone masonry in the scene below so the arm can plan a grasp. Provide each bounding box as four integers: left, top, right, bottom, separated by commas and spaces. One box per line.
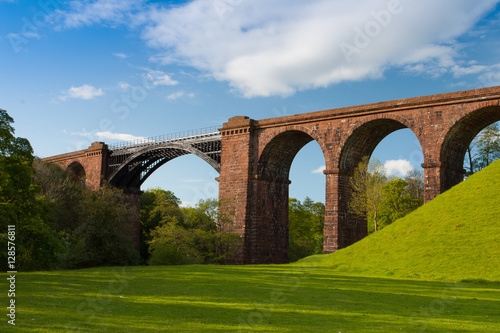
43, 86, 500, 264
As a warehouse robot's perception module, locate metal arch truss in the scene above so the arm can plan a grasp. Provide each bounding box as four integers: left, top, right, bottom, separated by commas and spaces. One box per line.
107, 133, 221, 188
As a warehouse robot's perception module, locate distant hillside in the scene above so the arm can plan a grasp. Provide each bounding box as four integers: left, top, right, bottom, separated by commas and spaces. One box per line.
298, 160, 500, 282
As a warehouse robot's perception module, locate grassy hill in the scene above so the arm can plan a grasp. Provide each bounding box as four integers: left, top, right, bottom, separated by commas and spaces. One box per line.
297, 159, 500, 282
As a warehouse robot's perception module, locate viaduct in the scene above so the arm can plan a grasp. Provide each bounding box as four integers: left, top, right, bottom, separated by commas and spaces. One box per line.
43, 86, 500, 264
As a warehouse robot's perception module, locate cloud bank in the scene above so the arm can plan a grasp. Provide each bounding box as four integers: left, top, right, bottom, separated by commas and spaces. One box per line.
53, 0, 499, 97
141, 0, 498, 97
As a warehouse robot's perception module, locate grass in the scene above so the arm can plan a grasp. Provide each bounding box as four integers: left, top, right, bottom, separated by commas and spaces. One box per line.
298, 159, 500, 282
3, 158, 499, 331
2, 265, 500, 332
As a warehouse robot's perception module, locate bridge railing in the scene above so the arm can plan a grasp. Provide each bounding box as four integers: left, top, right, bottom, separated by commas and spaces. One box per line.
108, 125, 221, 151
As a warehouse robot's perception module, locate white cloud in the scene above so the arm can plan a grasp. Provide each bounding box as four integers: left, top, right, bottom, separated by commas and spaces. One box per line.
53, 0, 146, 28
66, 129, 145, 142
118, 82, 131, 91
166, 91, 195, 101
143, 70, 178, 86
312, 165, 326, 174
384, 159, 413, 177
140, 0, 497, 97
94, 131, 146, 142
60, 84, 104, 100
114, 52, 127, 59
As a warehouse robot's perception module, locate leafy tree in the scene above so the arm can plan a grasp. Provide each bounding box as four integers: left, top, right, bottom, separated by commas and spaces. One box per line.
147, 198, 241, 265
140, 188, 184, 262
349, 157, 387, 232
465, 122, 500, 176
373, 178, 421, 232
288, 197, 324, 262
64, 185, 139, 268
0, 109, 62, 271
32, 160, 139, 269
404, 169, 424, 205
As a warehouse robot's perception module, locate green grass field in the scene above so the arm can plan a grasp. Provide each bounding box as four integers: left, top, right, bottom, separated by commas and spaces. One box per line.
3, 265, 500, 332
3, 161, 500, 331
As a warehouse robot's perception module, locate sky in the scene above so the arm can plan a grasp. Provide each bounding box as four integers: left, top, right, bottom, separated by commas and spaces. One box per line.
1, 0, 500, 206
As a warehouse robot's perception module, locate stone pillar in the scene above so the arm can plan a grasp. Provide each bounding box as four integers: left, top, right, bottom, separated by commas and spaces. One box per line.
421, 162, 442, 203
84, 141, 109, 190
323, 167, 367, 253
218, 116, 255, 264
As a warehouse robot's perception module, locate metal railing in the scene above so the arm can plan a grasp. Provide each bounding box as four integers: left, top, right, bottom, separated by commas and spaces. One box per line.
108, 126, 221, 150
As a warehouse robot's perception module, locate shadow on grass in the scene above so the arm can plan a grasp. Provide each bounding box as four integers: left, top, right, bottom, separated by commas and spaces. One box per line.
4, 265, 499, 332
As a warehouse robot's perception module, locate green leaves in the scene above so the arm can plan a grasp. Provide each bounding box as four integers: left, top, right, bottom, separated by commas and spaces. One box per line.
350, 157, 424, 234
288, 197, 324, 262
143, 192, 241, 265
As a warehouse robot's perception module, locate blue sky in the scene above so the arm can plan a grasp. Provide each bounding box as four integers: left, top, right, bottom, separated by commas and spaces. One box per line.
1, 0, 500, 205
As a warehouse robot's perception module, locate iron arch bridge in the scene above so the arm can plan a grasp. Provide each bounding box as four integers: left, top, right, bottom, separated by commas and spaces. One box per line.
107, 126, 221, 189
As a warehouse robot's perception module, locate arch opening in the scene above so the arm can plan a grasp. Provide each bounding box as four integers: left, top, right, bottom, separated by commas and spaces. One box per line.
441, 106, 500, 191
253, 130, 326, 264
108, 142, 220, 189
336, 118, 424, 247
66, 162, 86, 184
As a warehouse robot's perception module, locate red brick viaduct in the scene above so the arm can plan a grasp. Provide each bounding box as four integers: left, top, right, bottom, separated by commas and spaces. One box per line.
43, 86, 500, 264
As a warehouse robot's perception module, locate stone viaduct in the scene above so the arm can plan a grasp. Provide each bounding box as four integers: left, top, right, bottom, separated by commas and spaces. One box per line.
42, 86, 500, 264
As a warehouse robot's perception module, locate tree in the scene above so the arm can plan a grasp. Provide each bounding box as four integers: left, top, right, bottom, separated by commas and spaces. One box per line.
288, 197, 324, 262
32, 160, 139, 269
146, 197, 241, 265
404, 169, 424, 205
0, 109, 62, 271
465, 122, 500, 176
349, 157, 387, 232
375, 178, 421, 232
140, 188, 184, 262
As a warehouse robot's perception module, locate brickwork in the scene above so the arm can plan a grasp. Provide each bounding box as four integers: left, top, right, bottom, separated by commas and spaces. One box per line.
42, 141, 109, 190
219, 86, 500, 263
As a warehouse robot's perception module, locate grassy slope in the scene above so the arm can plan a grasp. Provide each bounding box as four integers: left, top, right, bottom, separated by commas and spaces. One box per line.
298, 160, 500, 282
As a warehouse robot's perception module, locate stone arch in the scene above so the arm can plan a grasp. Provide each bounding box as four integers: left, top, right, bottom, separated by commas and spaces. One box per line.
66, 161, 86, 184
335, 114, 422, 172
250, 127, 327, 263
108, 142, 220, 188
257, 126, 326, 181
327, 115, 423, 248
438, 105, 500, 191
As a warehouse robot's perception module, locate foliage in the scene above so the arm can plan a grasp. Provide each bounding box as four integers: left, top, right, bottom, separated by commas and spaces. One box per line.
350, 157, 424, 234
146, 196, 241, 265
349, 156, 387, 232
32, 160, 139, 269
299, 159, 500, 282
288, 197, 324, 262
0, 109, 63, 271
140, 188, 184, 262
10, 265, 500, 332
63, 185, 140, 268
464, 122, 500, 176
370, 177, 421, 233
